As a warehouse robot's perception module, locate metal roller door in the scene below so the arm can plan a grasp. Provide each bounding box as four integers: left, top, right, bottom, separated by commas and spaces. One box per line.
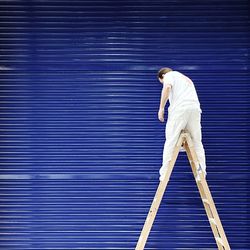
0, 0, 249, 249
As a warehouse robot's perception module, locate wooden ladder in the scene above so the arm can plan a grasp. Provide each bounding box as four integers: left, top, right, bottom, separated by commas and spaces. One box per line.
135, 130, 231, 250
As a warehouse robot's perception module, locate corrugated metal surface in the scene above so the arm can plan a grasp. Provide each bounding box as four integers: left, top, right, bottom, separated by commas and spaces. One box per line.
0, 0, 249, 249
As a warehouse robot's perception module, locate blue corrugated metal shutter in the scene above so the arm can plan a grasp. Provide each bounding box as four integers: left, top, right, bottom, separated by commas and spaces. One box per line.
0, 0, 249, 249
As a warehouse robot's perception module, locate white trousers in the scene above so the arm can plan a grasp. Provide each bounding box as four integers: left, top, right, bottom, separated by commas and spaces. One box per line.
160, 108, 207, 177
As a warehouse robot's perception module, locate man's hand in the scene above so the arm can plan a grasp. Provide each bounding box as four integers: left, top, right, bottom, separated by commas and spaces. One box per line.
158, 108, 165, 122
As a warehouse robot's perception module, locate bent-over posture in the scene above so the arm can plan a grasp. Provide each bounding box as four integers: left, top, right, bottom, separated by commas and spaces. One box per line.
157, 67, 207, 181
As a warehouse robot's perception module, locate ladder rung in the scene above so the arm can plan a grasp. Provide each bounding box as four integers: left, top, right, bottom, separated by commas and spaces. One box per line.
215, 236, 225, 246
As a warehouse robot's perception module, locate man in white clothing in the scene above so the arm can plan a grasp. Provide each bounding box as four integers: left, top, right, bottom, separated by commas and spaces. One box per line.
157, 67, 207, 181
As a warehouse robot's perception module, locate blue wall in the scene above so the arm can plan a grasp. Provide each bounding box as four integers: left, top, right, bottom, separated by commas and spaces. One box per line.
0, 0, 249, 249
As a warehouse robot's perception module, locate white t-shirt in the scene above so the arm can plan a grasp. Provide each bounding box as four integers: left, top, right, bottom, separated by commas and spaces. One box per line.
163, 71, 202, 114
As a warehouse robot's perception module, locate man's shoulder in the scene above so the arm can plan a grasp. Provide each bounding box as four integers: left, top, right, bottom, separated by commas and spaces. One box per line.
172, 71, 192, 81
172, 70, 183, 76
165, 70, 178, 78
169, 71, 183, 78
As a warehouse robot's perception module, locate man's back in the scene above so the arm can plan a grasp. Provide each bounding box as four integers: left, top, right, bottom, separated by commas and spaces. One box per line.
163, 71, 202, 113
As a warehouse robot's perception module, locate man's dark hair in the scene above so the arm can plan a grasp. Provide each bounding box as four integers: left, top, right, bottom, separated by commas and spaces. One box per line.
157, 67, 173, 79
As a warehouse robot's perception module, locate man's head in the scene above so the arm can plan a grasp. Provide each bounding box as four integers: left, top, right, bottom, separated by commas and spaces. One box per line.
157, 67, 173, 84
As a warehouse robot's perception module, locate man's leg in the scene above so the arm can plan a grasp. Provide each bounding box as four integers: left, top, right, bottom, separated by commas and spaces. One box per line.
159, 109, 190, 181
186, 109, 207, 176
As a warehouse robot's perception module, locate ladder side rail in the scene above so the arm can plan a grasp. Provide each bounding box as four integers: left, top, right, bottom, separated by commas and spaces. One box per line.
135, 133, 186, 250
184, 134, 231, 250
184, 140, 224, 249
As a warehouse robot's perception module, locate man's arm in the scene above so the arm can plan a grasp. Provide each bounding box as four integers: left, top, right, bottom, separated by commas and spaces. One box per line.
158, 84, 171, 122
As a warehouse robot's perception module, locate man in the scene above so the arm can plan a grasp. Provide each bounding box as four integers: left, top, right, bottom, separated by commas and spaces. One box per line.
157, 67, 207, 181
